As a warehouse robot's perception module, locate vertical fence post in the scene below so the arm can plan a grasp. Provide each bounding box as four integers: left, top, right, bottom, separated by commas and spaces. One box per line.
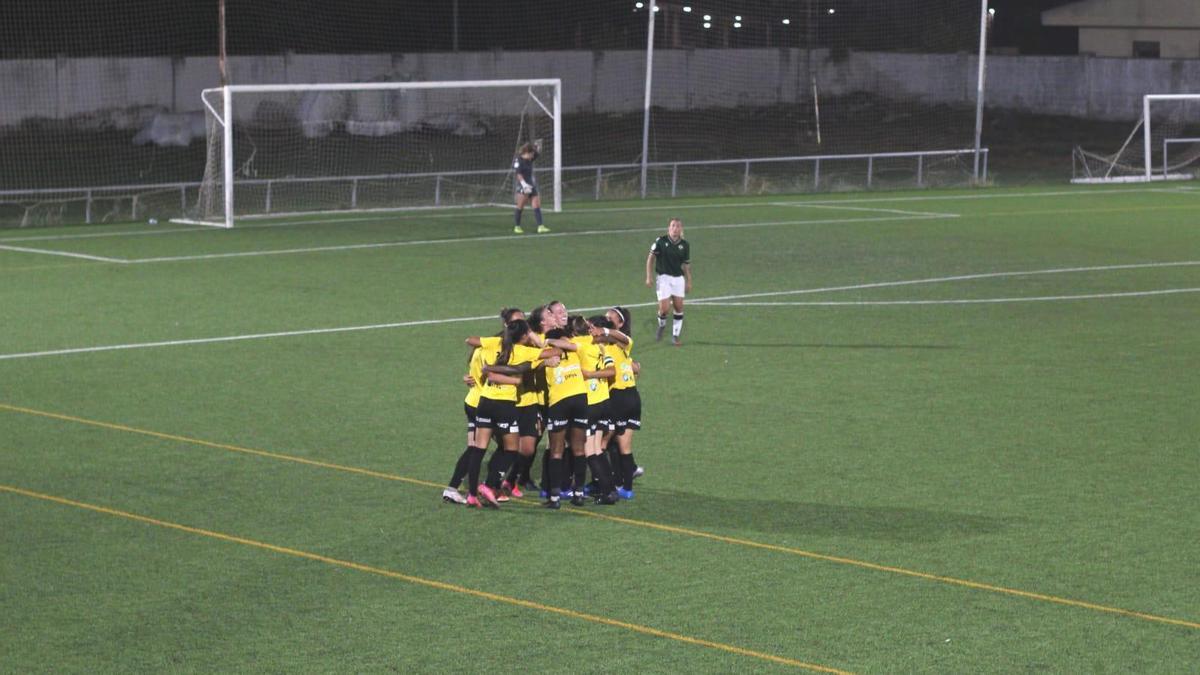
813, 158, 820, 190
917, 155, 924, 187
671, 164, 678, 197
180, 185, 187, 211
351, 178, 358, 209
265, 181, 273, 213
867, 156, 874, 188
595, 166, 602, 200
743, 161, 751, 193
435, 175, 442, 206
85, 190, 93, 224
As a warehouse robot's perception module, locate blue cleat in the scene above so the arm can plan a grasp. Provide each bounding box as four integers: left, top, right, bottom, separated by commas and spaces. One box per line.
616, 487, 635, 500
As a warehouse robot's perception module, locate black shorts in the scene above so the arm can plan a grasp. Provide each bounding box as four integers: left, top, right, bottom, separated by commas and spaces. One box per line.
587, 401, 614, 435
609, 388, 642, 432
476, 397, 519, 434
464, 403, 478, 432
515, 404, 542, 438
516, 184, 539, 198
548, 393, 589, 431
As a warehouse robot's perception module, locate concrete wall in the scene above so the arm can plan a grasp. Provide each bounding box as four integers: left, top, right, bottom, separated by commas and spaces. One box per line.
2, 50, 1199, 129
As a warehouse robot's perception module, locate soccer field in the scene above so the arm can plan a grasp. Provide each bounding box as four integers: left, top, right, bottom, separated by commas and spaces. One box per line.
2, 185, 1199, 672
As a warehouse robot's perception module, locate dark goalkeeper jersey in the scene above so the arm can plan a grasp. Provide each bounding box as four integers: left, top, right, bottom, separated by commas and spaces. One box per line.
650, 235, 690, 276
513, 152, 538, 184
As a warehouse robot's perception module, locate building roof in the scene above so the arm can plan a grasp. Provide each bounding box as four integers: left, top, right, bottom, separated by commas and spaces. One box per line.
1042, 0, 1200, 29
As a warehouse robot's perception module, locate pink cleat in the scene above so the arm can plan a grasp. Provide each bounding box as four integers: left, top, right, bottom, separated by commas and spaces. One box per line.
466, 495, 482, 508
502, 480, 524, 499
477, 484, 501, 508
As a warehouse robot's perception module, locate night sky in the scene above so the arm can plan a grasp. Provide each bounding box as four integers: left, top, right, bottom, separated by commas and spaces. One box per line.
0, 0, 1083, 58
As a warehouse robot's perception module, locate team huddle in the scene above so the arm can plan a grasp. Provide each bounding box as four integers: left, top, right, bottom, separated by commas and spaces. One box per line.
443, 301, 643, 509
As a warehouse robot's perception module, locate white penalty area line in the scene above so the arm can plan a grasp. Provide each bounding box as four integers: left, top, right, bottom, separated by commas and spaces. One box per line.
91, 213, 962, 265
697, 287, 1200, 307
0, 243, 126, 263
3, 260, 1198, 362
0, 184, 1165, 246
688, 260, 1200, 305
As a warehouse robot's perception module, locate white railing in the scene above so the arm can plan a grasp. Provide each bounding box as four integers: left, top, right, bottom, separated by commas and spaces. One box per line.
0, 148, 987, 225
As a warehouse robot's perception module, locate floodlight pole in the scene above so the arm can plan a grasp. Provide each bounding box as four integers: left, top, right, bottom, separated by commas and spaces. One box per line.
218, 0, 228, 87
640, 0, 657, 199
972, 0, 988, 184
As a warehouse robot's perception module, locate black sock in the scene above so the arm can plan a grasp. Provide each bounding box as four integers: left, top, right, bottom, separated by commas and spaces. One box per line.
587, 455, 615, 495
547, 457, 564, 498
486, 451, 515, 489
466, 446, 486, 496
521, 448, 537, 484
619, 454, 637, 490
605, 441, 621, 483
448, 446, 471, 488
572, 454, 588, 493
541, 450, 552, 490
514, 209, 522, 226
534, 208, 543, 226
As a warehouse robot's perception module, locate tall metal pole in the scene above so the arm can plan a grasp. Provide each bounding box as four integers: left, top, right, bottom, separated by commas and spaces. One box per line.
452, 0, 460, 52
218, 0, 228, 86
972, 0, 988, 184
640, 0, 657, 199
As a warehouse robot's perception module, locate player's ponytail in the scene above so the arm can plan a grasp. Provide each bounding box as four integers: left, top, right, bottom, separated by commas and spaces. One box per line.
498, 318, 530, 366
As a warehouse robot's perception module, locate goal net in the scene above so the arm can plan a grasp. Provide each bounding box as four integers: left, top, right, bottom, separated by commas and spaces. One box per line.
187, 80, 561, 228
1072, 94, 1200, 184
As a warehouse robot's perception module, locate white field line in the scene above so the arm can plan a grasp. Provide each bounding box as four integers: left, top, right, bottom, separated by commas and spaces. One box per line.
0, 243, 125, 263
687, 260, 1200, 305
0, 300, 654, 362
0, 185, 1165, 244
120, 213, 959, 264
697, 287, 1200, 306
3, 260, 1197, 362
772, 202, 957, 217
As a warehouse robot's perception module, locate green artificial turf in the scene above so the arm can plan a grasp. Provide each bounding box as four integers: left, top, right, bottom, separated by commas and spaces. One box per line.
2, 184, 1199, 672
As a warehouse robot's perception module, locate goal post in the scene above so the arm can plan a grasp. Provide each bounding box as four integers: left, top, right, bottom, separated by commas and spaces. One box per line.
185, 79, 562, 228
1073, 93, 1200, 184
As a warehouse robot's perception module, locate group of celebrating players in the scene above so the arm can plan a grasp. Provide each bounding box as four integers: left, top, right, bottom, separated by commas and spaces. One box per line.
443, 300, 643, 509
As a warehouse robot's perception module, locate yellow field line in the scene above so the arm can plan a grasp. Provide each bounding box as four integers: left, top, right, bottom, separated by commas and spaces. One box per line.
0, 483, 847, 674
4, 401, 1199, 632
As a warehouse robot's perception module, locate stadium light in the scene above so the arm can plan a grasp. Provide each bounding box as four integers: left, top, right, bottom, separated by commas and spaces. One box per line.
828, 8, 836, 14
703, 14, 711, 20
634, 1, 643, 7
653, 5, 660, 11
683, 5, 692, 12
734, 15, 742, 21
702, 21, 711, 28
781, 18, 790, 25
988, 8, 996, 16
733, 21, 742, 28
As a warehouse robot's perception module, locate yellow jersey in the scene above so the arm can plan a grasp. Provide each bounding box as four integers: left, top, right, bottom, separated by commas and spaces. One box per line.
463, 337, 501, 407
579, 337, 615, 405
546, 349, 587, 406
480, 342, 544, 403
518, 333, 547, 408
606, 337, 637, 390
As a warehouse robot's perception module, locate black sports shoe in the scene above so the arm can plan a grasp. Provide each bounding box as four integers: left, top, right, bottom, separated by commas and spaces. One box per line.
543, 497, 561, 510
570, 493, 586, 507
594, 491, 619, 505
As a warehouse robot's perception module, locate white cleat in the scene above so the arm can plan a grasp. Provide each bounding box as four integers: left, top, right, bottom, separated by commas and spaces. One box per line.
633, 466, 645, 479
442, 487, 468, 504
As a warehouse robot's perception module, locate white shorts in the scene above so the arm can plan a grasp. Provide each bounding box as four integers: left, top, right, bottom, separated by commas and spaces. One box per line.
656, 274, 686, 301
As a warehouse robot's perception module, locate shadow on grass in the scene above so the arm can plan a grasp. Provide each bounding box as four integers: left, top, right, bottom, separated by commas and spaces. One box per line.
630, 487, 1012, 543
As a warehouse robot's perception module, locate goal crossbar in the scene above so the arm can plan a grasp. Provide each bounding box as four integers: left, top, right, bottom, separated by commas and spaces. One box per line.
196, 78, 562, 228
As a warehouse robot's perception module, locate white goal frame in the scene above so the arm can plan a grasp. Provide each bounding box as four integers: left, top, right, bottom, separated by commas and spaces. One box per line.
189, 79, 562, 228
1071, 94, 1200, 185
1143, 94, 1199, 181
